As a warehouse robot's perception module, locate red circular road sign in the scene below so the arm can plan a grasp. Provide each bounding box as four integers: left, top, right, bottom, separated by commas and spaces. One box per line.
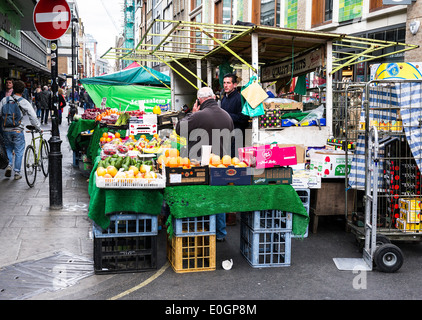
33, 0, 71, 40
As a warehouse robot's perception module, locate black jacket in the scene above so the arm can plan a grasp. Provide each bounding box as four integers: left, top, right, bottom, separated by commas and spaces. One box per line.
221, 89, 249, 130
176, 98, 234, 160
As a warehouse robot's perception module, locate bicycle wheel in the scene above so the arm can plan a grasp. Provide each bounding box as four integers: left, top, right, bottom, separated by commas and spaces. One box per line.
24, 145, 37, 187
40, 140, 49, 177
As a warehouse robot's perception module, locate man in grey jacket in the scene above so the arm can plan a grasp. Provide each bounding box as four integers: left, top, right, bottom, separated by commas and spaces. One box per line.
0, 80, 41, 180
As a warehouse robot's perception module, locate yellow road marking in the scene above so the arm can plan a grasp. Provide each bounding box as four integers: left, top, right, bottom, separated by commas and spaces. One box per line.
108, 262, 170, 300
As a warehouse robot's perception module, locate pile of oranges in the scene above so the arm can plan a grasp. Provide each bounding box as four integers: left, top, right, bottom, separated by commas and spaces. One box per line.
157, 148, 192, 169
209, 154, 247, 168
99, 131, 123, 144
95, 109, 120, 121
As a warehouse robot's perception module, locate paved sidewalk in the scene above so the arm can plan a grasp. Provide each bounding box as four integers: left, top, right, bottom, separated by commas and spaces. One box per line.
0, 106, 93, 269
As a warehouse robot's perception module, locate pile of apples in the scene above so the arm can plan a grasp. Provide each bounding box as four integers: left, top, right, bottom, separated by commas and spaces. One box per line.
209, 154, 248, 168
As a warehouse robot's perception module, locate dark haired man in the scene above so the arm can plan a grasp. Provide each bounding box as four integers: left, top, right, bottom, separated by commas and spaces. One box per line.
0, 80, 41, 180
221, 73, 249, 157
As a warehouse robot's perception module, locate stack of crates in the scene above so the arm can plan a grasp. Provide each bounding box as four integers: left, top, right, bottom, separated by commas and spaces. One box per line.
93, 212, 158, 274
240, 210, 292, 268
292, 188, 310, 238
166, 215, 216, 273
396, 198, 422, 233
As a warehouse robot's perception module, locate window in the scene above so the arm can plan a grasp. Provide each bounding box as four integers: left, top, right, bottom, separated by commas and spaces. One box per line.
311, 0, 333, 27
260, 0, 280, 27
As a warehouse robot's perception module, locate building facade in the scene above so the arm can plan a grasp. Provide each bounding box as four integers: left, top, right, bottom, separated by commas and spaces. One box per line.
132, 0, 421, 82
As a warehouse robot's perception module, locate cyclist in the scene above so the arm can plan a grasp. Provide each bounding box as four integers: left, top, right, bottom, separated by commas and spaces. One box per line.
0, 80, 41, 180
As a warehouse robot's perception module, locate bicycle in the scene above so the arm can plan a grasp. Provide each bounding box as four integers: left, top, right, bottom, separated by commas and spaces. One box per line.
24, 125, 50, 187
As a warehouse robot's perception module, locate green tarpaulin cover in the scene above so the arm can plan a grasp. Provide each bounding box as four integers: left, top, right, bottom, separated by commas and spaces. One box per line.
79, 65, 170, 86
88, 158, 309, 237
79, 66, 171, 112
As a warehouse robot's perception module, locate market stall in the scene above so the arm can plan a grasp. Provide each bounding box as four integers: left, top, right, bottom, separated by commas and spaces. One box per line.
80, 20, 418, 274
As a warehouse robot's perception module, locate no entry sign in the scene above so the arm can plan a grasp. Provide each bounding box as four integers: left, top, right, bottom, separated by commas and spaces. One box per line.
33, 0, 71, 40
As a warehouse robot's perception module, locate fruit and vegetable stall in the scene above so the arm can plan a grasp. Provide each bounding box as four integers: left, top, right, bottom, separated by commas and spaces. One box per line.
67, 103, 330, 274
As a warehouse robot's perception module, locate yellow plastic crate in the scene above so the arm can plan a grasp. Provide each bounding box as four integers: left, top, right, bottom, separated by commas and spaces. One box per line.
400, 209, 422, 224
166, 234, 216, 273
400, 198, 422, 211
396, 218, 422, 233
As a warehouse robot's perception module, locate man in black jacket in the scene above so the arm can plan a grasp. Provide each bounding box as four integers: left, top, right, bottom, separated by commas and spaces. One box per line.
175, 87, 234, 242
176, 87, 233, 161
221, 73, 249, 157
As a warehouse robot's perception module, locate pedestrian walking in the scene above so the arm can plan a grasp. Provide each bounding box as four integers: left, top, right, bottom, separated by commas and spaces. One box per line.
39, 86, 51, 124
58, 88, 66, 124
0, 78, 14, 101
34, 85, 42, 119
0, 80, 41, 180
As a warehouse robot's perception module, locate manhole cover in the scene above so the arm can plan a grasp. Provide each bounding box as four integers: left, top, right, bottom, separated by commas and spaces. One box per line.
0, 251, 94, 300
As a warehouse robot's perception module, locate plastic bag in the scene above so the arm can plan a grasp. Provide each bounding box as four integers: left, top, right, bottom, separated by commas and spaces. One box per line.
298, 104, 324, 126
0, 134, 9, 169
241, 76, 266, 117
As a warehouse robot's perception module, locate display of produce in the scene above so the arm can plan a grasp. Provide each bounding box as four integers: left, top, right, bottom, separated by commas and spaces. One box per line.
208, 154, 248, 168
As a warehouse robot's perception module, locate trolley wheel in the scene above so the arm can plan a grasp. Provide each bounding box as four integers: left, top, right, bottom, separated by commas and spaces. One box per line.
373, 243, 403, 273
376, 235, 391, 247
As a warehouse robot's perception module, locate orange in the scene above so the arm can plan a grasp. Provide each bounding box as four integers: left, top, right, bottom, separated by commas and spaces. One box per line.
157, 155, 166, 165
168, 157, 178, 168
96, 166, 107, 177
221, 155, 232, 166
168, 148, 179, 158
129, 165, 139, 175
231, 157, 240, 165
106, 165, 118, 177
210, 155, 221, 166
115, 132, 121, 139
180, 157, 190, 167
102, 132, 108, 138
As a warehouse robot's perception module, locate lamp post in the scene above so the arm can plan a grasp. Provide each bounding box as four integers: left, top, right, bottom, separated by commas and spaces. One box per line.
49, 40, 62, 210
71, 16, 78, 104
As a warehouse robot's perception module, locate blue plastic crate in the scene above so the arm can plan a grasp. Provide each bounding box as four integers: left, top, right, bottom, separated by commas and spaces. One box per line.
172, 215, 216, 236
240, 210, 292, 231
93, 212, 158, 238
240, 222, 291, 268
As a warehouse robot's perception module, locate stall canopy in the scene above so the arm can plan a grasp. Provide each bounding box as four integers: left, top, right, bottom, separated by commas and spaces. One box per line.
78, 65, 171, 112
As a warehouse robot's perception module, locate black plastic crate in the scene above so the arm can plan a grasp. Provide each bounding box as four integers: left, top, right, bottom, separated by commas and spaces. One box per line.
94, 235, 157, 274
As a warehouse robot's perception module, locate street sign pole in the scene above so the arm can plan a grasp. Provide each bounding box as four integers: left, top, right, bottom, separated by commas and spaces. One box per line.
49, 40, 63, 210
33, 0, 71, 210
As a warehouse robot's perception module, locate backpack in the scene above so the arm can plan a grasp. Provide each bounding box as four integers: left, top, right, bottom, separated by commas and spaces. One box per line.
2, 96, 23, 128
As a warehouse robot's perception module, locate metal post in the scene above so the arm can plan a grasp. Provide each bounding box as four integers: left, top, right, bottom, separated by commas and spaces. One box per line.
71, 17, 75, 104
49, 40, 63, 209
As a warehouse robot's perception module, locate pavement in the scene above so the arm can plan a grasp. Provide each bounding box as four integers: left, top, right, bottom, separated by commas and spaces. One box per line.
0, 106, 94, 295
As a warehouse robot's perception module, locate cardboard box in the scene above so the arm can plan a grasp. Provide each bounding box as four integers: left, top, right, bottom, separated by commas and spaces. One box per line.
239, 145, 297, 169
291, 175, 321, 189
166, 166, 209, 186
278, 144, 306, 163
263, 101, 303, 111
251, 166, 292, 185
309, 150, 351, 178
209, 167, 251, 186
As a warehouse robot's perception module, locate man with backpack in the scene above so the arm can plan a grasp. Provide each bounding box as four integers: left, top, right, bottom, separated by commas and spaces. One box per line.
0, 80, 41, 180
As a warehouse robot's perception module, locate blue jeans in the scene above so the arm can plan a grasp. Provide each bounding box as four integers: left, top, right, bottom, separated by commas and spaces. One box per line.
3, 130, 25, 174
216, 213, 226, 239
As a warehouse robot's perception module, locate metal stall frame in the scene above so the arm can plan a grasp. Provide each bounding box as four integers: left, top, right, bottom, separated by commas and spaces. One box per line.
101, 20, 418, 146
